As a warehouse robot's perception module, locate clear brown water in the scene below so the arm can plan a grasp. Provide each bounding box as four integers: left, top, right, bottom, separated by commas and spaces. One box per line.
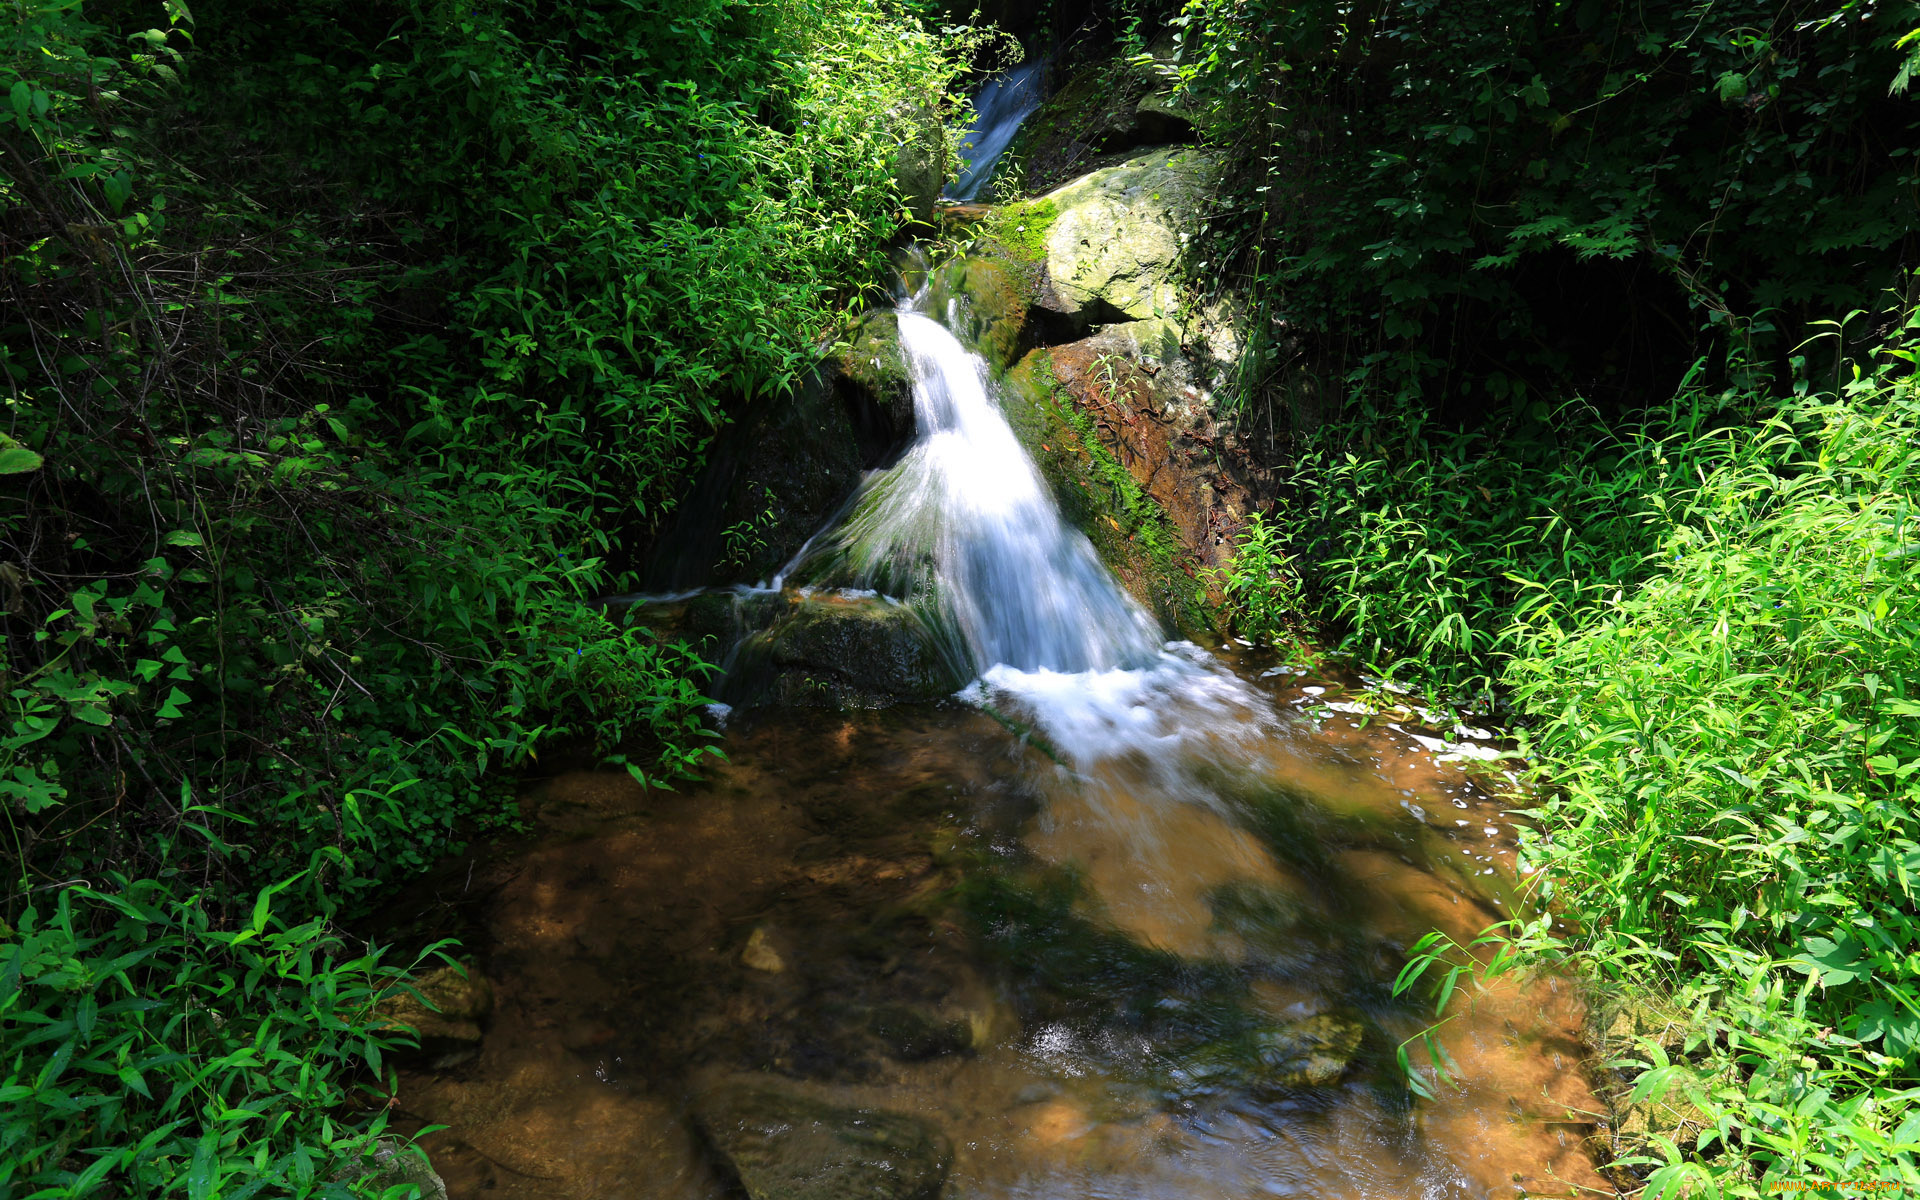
391, 654, 1607, 1200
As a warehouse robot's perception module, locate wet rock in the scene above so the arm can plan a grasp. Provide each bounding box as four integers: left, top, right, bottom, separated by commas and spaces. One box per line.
1177, 1012, 1364, 1098
375, 964, 493, 1069
640, 370, 867, 590
835, 311, 916, 454
867, 1003, 974, 1060
693, 1077, 953, 1200
742, 927, 787, 974
1037, 146, 1222, 326
1246, 1013, 1364, 1090
999, 58, 1190, 196
926, 250, 1035, 370
333, 1136, 447, 1200
753, 591, 966, 707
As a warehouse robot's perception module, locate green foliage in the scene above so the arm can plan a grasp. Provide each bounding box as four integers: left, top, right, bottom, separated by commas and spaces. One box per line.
1504, 341, 1920, 1189
1214, 512, 1297, 646
2, 0, 958, 1189
1269, 386, 1740, 696
0, 866, 434, 1198
1173, 0, 1920, 415
1264, 299, 1920, 1187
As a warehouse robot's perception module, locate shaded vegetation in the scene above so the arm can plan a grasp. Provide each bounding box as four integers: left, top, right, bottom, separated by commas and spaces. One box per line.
1169, 0, 1920, 1189
1, 0, 954, 1190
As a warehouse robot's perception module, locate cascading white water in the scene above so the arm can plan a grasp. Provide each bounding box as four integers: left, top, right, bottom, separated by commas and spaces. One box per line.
789, 280, 1283, 771
805, 307, 1165, 677
945, 61, 1046, 202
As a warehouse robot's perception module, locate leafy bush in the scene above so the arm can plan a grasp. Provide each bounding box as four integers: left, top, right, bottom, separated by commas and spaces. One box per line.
2, 0, 959, 1190
1506, 346, 1920, 1190
0, 861, 441, 1198
1173, 0, 1920, 419
1263, 302, 1920, 1188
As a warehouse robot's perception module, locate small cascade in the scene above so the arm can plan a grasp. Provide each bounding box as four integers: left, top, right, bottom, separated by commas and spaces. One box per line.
945, 60, 1046, 202
782, 262, 1287, 781
792, 301, 1163, 678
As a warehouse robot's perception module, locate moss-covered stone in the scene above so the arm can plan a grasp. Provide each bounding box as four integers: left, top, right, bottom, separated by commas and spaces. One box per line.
999, 348, 1209, 634
926, 248, 1036, 369
1039, 146, 1222, 325
979, 197, 1060, 267
693, 1078, 953, 1200
754, 591, 966, 706
835, 310, 915, 449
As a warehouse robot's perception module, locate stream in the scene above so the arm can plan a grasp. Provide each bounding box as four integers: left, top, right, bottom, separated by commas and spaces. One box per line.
390, 248, 1609, 1198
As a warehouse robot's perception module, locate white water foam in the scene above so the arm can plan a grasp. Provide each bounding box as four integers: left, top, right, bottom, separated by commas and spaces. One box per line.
946, 61, 1047, 202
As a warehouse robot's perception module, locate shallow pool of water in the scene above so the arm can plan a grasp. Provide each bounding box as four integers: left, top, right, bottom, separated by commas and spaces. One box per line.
391, 652, 1605, 1200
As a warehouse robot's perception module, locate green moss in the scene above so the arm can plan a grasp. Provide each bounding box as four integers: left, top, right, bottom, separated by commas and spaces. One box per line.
1000, 350, 1207, 633
982, 197, 1058, 265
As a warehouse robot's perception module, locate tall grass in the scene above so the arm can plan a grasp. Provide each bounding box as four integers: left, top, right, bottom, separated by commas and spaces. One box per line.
1255, 316, 1920, 1189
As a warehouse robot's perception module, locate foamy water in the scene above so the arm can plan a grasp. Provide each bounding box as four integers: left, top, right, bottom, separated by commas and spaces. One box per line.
947, 61, 1046, 202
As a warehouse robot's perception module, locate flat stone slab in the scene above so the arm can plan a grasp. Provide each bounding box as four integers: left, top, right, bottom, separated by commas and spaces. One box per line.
693, 1077, 952, 1200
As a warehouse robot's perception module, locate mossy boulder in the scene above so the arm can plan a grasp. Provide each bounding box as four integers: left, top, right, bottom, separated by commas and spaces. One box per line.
693, 1077, 953, 1200
835, 310, 916, 451
926, 248, 1035, 370
746, 591, 966, 707
1037, 146, 1222, 325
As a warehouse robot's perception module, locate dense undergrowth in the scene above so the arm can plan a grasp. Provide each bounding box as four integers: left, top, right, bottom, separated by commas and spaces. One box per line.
1255, 322, 1920, 1192
1, 0, 953, 1192
1148, 0, 1920, 1190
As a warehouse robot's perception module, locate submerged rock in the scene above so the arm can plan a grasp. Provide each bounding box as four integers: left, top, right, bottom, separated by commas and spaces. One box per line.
1245, 1013, 1365, 1090
742, 926, 787, 974
1176, 1012, 1365, 1097
375, 964, 494, 1069
866, 1002, 975, 1060
693, 1077, 953, 1200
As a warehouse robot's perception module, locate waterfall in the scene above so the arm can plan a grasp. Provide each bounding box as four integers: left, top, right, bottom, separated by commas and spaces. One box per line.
945, 61, 1046, 203
796, 306, 1164, 678
787, 277, 1282, 769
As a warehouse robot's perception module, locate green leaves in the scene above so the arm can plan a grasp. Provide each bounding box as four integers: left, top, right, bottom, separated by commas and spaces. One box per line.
0, 445, 45, 474
1793, 936, 1871, 988
1, 883, 429, 1199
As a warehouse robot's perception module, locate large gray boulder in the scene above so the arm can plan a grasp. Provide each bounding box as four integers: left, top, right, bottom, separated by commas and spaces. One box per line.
1038, 146, 1221, 325
693, 1077, 952, 1200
